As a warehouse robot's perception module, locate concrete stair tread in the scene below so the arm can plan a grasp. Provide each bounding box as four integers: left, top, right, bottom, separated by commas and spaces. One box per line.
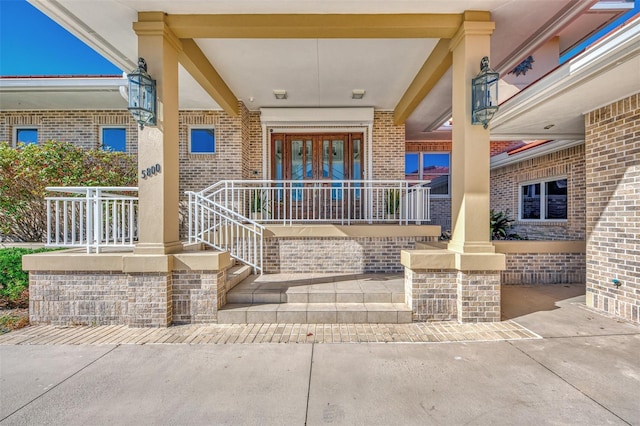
226, 273, 405, 304
218, 302, 412, 324
227, 265, 253, 290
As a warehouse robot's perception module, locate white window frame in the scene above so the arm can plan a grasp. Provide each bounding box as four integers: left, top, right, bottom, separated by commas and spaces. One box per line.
405, 151, 451, 198
100, 126, 127, 152
13, 126, 39, 147
188, 125, 216, 154
518, 176, 568, 222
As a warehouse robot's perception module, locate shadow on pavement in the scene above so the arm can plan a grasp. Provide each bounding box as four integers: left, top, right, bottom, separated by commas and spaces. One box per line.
501, 283, 585, 320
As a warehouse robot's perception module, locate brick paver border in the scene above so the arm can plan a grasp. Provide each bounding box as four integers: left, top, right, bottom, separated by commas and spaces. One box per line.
0, 320, 540, 345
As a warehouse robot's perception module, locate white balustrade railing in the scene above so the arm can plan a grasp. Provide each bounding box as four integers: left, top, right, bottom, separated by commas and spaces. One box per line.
46, 186, 138, 253
186, 180, 430, 272
187, 191, 264, 273
191, 179, 431, 225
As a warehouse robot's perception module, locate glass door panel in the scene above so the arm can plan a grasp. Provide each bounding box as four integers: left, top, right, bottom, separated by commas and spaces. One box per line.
331, 140, 344, 180
291, 139, 304, 180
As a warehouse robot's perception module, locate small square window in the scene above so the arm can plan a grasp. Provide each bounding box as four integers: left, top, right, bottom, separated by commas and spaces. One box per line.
14, 128, 38, 146
101, 127, 126, 152
190, 128, 216, 154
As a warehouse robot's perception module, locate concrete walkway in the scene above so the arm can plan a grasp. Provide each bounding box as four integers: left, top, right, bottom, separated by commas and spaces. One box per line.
1, 284, 639, 425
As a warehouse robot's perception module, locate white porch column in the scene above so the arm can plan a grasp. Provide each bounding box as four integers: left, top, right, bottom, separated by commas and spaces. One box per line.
132, 12, 182, 254
447, 12, 498, 256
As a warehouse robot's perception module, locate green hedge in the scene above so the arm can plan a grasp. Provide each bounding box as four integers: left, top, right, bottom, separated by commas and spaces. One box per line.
0, 247, 56, 308
0, 140, 137, 242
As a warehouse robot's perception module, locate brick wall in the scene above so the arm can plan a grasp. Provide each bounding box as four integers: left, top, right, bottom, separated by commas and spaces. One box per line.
29, 268, 227, 327
585, 93, 639, 324
502, 252, 585, 284
178, 109, 244, 194
29, 271, 129, 326
247, 110, 263, 179
490, 141, 523, 156
372, 111, 404, 179
264, 235, 435, 273
0, 110, 139, 153
491, 144, 586, 240
430, 198, 451, 232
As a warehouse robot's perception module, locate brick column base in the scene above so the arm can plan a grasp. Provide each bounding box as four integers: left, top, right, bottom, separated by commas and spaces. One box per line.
456, 271, 501, 322
405, 269, 458, 321
191, 271, 225, 323
127, 272, 172, 327
405, 269, 501, 323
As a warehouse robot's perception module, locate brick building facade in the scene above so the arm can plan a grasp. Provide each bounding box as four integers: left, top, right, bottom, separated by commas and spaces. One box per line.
585, 93, 639, 325
491, 143, 586, 240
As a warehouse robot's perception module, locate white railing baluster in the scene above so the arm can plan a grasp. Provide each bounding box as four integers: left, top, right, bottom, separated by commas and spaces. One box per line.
45, 186, 138, 253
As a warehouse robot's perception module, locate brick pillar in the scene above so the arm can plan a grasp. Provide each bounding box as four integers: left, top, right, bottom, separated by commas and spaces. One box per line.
405, 269, 458, 321
189, 270, 225, 323
127, 272, 172, 327
456, 271, 500, 322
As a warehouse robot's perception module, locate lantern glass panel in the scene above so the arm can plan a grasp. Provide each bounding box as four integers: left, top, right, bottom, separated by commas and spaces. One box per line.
127, 68, 156, 128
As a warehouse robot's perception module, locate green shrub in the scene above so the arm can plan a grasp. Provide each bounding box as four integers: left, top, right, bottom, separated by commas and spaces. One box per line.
0, 247, 57, 308
490, 209, 524, 240
0, 140, 137, 242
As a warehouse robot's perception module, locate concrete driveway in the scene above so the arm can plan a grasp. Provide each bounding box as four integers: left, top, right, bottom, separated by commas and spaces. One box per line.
1, 286, 638, 425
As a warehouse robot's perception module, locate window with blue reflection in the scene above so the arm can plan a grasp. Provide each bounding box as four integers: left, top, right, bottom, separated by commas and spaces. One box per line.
101, 128, 126, 152
15, 128, 38, 145
405, 152, 450, 196
190, 128, 216, 153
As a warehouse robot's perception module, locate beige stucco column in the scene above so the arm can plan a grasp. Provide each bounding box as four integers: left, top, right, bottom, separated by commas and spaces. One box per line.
448, 12, 497, 256
401, 12, 505, 323
132, 12, 182, 254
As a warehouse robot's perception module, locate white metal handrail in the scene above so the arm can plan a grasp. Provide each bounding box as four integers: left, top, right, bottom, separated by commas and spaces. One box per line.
46, 186, 138, 253
187, 191, 264, 273
193, 179, 431, 225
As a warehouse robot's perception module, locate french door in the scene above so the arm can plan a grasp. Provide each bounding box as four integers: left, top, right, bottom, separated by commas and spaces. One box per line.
269, 133, 364, 218
270, 133, 363, 182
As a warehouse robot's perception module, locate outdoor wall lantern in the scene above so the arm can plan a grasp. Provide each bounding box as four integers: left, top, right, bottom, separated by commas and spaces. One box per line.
127, 57, 157, 130
471, 56, 499, 129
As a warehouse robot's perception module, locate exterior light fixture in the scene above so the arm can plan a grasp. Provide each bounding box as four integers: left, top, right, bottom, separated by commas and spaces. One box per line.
127, 57, 156, 130
273, 90, 287, 100
352, 89, 365, 100
471, 56, 499, 129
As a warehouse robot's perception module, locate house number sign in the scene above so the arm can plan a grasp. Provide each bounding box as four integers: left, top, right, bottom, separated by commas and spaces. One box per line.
141, 163, 161, 179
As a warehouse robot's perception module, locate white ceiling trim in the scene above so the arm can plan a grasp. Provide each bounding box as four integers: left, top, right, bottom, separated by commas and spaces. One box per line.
491, 17, 640, 132
0, 77, 127, 91
260, 107, 374, 126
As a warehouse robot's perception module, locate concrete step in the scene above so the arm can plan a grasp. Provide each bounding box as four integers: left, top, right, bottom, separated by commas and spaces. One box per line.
226, 264, 253, 291
218, 302, 413, 324
226, 273, 405, 305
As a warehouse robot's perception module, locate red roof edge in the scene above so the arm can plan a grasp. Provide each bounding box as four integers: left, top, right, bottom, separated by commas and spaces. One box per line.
507, 140, 552, 155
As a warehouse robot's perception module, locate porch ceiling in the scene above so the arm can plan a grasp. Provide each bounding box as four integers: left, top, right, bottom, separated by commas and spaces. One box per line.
24, 0, 632, 140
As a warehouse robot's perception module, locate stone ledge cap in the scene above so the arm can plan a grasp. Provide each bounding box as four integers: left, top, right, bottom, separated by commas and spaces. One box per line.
401, 249, 506, 271
173, 251, 231, 271
401, 249, 455, 269
22, 251, 125, 272
123, 254, 172, 273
